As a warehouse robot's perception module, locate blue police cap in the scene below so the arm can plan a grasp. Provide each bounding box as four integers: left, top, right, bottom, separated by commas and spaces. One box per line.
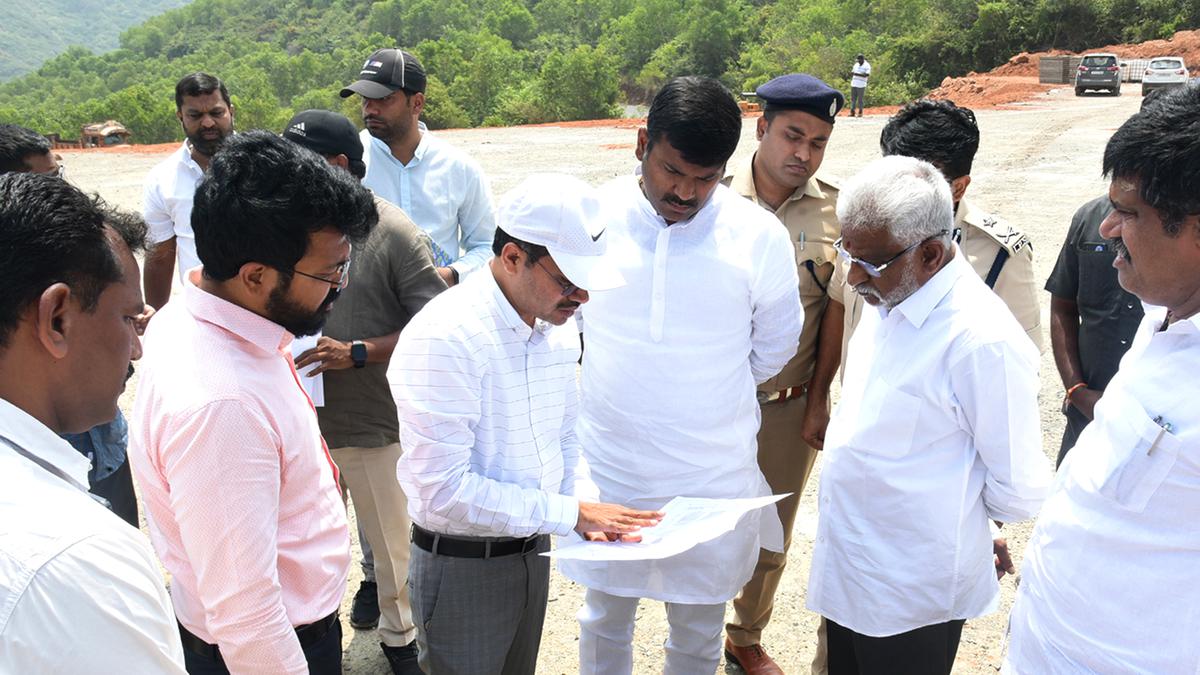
755, 74, 845, 123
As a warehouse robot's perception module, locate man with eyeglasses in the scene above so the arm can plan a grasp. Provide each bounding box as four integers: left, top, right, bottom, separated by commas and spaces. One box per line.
807, 155, 1050, 673
128, 131, 376, 674
281, 110, 446, 674
389, 174, 661, 674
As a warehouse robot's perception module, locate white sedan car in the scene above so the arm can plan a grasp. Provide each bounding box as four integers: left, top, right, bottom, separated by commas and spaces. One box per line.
1142, 57, 1189, 95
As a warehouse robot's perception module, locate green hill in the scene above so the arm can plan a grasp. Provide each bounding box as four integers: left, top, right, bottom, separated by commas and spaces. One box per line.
0, 0, 1195, 142
0, 0, 194, 81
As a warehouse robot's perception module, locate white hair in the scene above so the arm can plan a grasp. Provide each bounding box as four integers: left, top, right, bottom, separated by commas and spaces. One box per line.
835, 155, 954, 245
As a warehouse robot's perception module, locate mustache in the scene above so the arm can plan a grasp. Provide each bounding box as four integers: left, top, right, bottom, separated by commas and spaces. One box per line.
1111, 238, 1131, 262
557, 300, 581, 310
125, 363, 135, 382
663, 195, 697, 209
852, 283, 881, 300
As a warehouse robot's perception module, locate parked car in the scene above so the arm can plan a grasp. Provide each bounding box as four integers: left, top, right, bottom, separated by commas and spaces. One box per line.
1075, 53, 1121, 96
1142, 57, 1189, 95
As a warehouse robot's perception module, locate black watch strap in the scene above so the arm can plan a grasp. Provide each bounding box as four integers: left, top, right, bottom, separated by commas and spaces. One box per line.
351, 340, 367, 369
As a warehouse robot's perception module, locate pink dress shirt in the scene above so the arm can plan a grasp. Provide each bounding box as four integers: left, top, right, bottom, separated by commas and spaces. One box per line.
129, 270, 350, 674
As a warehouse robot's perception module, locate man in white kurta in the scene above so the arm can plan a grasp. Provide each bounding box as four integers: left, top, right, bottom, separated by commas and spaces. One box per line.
557, 76, 802, 675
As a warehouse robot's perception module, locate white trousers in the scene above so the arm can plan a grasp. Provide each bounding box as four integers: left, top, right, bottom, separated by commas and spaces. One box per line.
578, 588, 725, 675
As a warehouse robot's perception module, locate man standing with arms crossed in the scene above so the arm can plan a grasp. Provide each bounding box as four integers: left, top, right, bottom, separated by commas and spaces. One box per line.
142, 72, 234, 309
559, 76, 802, 675
391, 174, 660, 674
341, 48, 495, 286
282, 110, 446, 674
721, 73, 846, 675
849, 55, 870, 117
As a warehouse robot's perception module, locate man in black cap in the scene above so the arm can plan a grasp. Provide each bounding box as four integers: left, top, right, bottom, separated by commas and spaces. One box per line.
282, 110, 446, 675
340, 48, 496, 288
721, 73, 844, 675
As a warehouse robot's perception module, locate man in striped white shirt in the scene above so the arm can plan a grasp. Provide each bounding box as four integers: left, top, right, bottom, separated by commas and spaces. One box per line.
389, 174, 663, 674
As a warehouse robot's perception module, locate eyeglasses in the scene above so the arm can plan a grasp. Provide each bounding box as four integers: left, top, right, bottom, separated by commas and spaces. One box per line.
833, 230, 948, 278
535, 258, 580, 297
290, 256, 352, 291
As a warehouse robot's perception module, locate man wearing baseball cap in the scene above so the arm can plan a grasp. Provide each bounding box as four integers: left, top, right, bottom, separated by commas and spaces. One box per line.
281, 110, 446, 674
388, 174, 661, 674
341, 48, 496, 288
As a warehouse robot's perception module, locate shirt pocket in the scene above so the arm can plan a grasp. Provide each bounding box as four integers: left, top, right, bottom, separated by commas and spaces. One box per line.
848, 382, 921, 459
1086, 397, 1180, 513
1076, 242, 1118, 307
797, 243, 836, 299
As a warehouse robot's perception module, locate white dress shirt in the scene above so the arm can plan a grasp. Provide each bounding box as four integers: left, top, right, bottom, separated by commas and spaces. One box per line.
361, 124, 495, 279
851, 60, 872, 88
0, 398, 185, 672
556, 176, 802, 604
808, 251, 1050, 637
1006, 306, 1200, 674
391, 268, 599, 538
143, 141, 204, 281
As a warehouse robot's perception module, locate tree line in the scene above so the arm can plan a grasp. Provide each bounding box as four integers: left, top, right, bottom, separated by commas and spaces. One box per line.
0, 0, 1196, 143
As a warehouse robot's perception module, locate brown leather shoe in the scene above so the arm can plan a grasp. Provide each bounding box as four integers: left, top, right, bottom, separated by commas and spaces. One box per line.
724, 637, 784, 674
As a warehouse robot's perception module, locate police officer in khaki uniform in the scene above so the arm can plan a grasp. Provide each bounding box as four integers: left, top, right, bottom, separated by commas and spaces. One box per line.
721, 74, 846, 675
818, 98, 1041, 675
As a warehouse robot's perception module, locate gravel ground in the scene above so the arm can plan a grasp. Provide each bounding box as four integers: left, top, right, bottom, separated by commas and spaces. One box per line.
66, 84, 1142, 674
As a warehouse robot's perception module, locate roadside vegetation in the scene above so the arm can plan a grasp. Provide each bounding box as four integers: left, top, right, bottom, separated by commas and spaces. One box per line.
0, 0, 1195, 141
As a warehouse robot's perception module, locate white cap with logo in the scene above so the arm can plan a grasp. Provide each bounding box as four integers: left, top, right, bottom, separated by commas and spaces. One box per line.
498, 174, 625, 292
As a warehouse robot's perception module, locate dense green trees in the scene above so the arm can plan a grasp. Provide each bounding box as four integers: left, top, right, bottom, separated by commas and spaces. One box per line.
1, 0, 1196, 142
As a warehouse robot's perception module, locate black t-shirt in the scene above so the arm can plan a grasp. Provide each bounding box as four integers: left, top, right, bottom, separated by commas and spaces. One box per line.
1045, 195, 1144, 391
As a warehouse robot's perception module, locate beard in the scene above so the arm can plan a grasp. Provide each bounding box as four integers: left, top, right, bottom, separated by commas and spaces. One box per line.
853, 265, 921, 310
363, 113, 410, 143
266, 278, 341, 337
185, 125, 230, 157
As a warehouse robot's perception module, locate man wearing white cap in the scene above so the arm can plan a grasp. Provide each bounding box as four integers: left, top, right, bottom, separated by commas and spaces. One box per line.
388, 174, 663, 674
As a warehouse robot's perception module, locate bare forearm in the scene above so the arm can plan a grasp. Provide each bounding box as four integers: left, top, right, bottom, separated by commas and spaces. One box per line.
143, 238, 176, 310
363, 331, 400, 363
1049, 296, 1084, 388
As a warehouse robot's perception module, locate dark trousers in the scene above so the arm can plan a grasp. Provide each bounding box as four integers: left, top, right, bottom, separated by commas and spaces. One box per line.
181, 619, 342, 675
1057, 404, 1091, 468
825, 617, 964, 675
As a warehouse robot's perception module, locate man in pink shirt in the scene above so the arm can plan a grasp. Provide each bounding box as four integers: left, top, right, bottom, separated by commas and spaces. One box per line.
130, 131, 377, 674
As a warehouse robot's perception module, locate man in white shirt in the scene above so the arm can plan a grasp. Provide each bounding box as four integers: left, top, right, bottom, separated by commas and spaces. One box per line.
390, 174, 662, 675
0, 172, 185, 672
142, 72, 235, 309
341, 48, 496, 286
556, 76, 803, 675
849, 54, 870, 117
808, 155, 1050, 674
1005, 82, 1200, 674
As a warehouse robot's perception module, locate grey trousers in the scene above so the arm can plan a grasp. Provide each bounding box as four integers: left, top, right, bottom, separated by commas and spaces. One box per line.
850, 86, 866, 112
409, 535, 551, 674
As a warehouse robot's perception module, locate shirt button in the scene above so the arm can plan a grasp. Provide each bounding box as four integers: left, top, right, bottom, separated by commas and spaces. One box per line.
1121, 339, 1128, 345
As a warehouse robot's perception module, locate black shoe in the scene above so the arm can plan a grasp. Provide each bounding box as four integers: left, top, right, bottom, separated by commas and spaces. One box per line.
349, 580, 380, 629
381, 640, 421, 675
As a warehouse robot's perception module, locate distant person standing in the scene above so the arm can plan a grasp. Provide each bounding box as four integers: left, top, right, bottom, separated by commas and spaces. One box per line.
1046, 196, 1143, 467
142, 72, 235, 309
849, 55, 870, 117
341, 48, 496, 287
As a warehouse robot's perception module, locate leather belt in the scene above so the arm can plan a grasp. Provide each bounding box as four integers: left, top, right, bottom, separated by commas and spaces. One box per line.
757, 384, 808, 405
177, 611, 339, 662
412, 524, 544, 559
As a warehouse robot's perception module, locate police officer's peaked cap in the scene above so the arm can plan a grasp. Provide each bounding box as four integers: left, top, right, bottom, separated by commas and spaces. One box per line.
756, 74, 845, 123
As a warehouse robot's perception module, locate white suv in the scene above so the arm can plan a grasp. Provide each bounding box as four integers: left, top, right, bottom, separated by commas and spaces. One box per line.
1142, 57, 1189, 95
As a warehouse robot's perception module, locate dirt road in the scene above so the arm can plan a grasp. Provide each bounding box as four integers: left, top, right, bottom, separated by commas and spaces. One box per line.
64, 83, 1143, 673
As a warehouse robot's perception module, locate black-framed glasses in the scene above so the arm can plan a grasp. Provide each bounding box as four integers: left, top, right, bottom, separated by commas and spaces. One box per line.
290, 256, 352, 291
535, 258, 579, 297
833, 230, 949, 278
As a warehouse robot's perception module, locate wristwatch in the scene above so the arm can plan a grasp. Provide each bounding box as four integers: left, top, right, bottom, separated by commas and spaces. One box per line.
350, 340, 367, 369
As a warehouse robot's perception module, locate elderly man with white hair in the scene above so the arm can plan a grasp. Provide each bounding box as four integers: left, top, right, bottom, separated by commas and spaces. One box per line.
806, 155, 1051, 674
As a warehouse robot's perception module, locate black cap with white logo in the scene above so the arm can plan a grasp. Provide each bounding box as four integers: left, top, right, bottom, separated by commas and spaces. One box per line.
281, 110, 363, 162
339, 48, 427, 99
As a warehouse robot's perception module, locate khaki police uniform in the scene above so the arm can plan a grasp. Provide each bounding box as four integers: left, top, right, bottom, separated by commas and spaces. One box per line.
831, 196, 1043, 367
723, 153, 841, 648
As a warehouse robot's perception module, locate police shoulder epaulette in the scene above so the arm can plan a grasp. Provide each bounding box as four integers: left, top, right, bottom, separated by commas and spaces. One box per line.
966, 212, 1031, 255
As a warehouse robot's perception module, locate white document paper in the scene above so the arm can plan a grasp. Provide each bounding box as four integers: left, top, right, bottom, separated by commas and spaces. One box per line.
545, 493, 790, 562
291, 333, 325, 407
